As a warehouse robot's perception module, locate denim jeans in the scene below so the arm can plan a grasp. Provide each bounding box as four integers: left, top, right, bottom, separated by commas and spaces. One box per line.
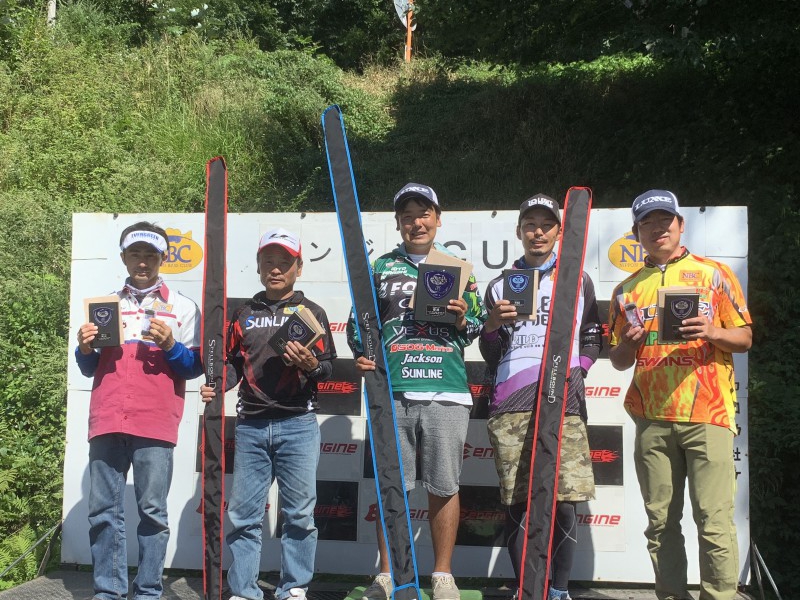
88, 433, 174, 600
227, 413, 320, 600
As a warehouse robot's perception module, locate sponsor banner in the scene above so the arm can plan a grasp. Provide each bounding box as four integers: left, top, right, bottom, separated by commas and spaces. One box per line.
460, 421, 501, 486
359, 484, 432, 546
577, 486, 626, 553
606, 230, 645, 276
294, 221, 345, 282
583, 361, 631, 424
65, 210, 750, 584
465, 360, 491, 419
317, 359, 362, 416
359, 482, 506, 549
443, 220, 519, 284
313, 480, 360, 541
318, 415, 365, 481
456, 485, 506, 547
362, 424, 422, 481
587, 425, 624, 486
161, 228, 204, 275
597, 299, 611, 359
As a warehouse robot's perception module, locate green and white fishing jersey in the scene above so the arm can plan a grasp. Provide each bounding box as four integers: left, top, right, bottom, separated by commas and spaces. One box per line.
347, 243, 486, 401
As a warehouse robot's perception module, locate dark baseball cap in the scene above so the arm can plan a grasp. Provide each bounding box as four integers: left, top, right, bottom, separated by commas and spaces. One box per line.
631, 189, 681, 224
393, 183, 440, 212
518, 194, 561, 225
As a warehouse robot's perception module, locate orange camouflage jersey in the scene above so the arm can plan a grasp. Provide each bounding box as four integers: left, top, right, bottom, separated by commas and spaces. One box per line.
609, 248, 751, 432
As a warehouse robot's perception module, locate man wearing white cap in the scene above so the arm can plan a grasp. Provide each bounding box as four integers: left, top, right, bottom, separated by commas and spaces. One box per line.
349, 184, 486, 600
609, 190, 752, 600
76, 221, 203, 600
201, 227, 336, 600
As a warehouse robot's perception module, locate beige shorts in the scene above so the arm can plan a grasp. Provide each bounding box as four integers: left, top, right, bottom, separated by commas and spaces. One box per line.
487, 412, 595, 505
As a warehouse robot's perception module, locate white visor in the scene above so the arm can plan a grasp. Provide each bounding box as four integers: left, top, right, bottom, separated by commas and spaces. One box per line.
120, 230, 168, 253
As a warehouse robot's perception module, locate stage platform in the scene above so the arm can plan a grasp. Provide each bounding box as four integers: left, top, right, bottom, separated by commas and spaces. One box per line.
0, 569, 757, 600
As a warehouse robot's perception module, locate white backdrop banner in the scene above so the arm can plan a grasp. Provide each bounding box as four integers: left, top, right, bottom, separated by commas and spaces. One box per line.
62, 207, 750, 584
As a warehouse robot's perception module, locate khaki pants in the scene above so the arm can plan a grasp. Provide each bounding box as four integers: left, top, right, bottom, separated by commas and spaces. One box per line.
633, 417, 739, 600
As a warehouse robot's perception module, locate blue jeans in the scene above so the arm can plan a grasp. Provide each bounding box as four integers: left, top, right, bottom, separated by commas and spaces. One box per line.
88, 434, 174, 600
227, 413, 320, 600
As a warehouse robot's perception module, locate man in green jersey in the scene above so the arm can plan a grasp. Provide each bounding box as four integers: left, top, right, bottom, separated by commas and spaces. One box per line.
348, 183, 486, 600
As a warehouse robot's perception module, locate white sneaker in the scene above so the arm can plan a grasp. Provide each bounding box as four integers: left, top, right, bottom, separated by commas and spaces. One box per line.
287, 588, 307, 600
362, 574, 393, 600
547, 588, 572, 600
431, 574, 460, 600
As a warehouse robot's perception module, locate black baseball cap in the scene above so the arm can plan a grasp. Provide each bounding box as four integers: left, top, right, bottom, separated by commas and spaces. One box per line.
631, 189, 681, 224
518, 194, 561, 225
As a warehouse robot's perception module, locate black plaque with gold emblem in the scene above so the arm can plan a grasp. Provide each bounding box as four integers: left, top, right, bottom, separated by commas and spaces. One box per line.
84, 295, 122, 348
502, 269, 539, 317
413, 263, 461, 324
268, 308, 324, 364
658, 287, 700, 343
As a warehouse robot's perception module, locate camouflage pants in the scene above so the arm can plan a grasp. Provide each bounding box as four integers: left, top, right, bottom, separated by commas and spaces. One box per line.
487, 412, 595, 505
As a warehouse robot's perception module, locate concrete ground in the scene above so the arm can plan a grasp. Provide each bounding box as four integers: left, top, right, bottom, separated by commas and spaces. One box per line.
0, 570, 758, 600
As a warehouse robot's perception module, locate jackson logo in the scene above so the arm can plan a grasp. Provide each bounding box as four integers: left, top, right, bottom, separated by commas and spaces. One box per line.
317, 381, 358, 395
365, 503, 429, 522
607, 232, 645, 273
463, 443, 494, 460
315, 504, 354, 518
577, 513, 621, 526
591, 449, 620, 463
320, 442, 358, 455
161, 228, 203, 274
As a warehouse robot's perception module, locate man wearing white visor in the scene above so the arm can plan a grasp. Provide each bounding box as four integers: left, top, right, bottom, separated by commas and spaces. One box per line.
76, 221, 203, 600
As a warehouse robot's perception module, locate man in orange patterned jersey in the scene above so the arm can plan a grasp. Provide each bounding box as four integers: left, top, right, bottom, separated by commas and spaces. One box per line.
608, 190, 752, 600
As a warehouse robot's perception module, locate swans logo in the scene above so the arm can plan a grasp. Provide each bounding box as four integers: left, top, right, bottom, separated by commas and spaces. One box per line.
161, 229, 203, 274
608, 231, 645, 273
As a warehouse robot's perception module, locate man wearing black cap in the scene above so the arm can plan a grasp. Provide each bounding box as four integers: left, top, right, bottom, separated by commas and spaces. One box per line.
609, 190, 752, 600
75, 221, 203, 600
348, 183, 486, 600
479, 195, 602, 600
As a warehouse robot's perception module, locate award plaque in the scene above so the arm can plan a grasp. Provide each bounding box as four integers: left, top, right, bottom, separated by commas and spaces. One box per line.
408, 248, 472, 310
657, 287, 700, 343
84, 295, 122, 348
268, 308, 324, 364
413, 263, 461, 324
502, 269, 539, 317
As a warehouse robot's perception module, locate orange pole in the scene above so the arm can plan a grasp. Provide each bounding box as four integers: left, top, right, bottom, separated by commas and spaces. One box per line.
404, 1, 414, 62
